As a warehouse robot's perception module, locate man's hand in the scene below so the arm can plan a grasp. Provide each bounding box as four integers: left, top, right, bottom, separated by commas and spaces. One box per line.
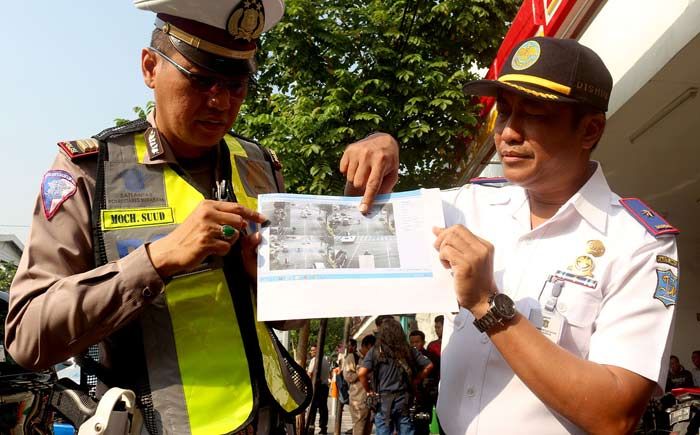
147, 200, 266, 278
433, 225, 497, 317
340, 133, 399, 213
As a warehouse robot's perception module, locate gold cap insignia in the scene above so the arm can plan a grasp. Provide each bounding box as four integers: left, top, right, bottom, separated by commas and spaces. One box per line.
228, 0, 266, 41
586, 240, 605, 258
568, 255, 595, 277
511, 40, 541, 71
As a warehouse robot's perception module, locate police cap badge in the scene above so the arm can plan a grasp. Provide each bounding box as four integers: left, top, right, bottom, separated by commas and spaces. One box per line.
134, 0, 285, 75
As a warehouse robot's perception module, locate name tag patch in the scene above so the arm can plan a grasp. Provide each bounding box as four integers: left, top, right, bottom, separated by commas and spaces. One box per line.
102, 207, 174, 230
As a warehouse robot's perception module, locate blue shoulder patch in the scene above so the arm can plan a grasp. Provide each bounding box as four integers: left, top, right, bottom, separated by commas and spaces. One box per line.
619, 198, 679, 237
469, 177, 509, 188
654, 268, 678, 307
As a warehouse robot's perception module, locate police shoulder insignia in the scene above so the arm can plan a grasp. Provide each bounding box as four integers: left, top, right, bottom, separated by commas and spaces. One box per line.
58, 139, 99, 160
469, 177, 509, 188
41, 170, 77, 219
619, 198, 679, 237
654, 268, 679, 307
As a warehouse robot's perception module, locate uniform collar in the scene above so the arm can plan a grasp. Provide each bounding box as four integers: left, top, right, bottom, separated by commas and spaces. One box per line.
489, 161, 613, 233
568, 161, 613, 233
141, 110, 179, 165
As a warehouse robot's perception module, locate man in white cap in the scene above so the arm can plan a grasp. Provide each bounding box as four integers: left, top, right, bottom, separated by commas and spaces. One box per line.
5, 1, 399, 433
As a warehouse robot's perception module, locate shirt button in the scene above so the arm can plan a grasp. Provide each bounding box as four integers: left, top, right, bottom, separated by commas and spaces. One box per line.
142, 287, 153, 298
466, 387, 476, 397
558, 302, 568, 312
480, 334, 489, 344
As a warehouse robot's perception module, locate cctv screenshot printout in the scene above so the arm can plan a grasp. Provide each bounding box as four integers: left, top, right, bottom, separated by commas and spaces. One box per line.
256, 189, 457, 321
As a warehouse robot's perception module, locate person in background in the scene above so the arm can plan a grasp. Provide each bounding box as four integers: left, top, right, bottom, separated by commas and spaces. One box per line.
308, 345, 332, 434
666, 355, 694, 392
343, 339, 370, 435
691, 350, 700, 387
426, 316, 443, 381
359, 318, 433, 435
408, 330, 436, 435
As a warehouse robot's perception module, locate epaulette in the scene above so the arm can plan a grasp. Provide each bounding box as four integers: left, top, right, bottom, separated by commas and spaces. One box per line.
469, 177, 509, 188
230, 131, 282, 170
93, 118, 150, 141
58, 139, 99, 160
619, 198, 679, 237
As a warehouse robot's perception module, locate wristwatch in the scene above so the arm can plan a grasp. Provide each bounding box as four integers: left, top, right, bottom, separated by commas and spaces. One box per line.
473, 293, 517, 333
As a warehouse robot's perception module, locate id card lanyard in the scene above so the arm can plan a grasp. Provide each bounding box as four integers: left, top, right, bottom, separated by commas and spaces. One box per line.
537, 278, 565, 344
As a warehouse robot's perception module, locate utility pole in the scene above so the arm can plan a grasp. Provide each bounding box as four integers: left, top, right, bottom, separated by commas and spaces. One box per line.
333, 317, 352, 435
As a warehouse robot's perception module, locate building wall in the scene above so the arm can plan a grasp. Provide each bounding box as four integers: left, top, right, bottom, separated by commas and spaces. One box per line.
0, 240, 22, 264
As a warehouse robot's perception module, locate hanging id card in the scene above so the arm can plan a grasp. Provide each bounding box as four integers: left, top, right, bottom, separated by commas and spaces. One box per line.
532, 278, 566, 344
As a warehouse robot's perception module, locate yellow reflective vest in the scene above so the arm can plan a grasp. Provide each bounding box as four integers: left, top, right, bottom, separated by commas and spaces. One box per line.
91, 120, 310, 434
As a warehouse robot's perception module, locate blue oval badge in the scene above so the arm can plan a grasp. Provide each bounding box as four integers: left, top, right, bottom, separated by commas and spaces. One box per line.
511, 40, 541, 71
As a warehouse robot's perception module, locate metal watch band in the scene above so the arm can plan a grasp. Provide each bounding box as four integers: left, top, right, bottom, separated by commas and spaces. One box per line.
473, 311, 500, 333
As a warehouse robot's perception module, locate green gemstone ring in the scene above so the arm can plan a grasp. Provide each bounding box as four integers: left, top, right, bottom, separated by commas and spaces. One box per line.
221, 224, 237, 240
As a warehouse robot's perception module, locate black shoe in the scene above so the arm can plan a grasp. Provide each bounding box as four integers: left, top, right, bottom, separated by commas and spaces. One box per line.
345, 429, 353, 434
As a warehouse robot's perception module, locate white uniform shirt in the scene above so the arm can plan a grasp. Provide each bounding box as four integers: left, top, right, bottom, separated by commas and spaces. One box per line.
437, 163, 678, 434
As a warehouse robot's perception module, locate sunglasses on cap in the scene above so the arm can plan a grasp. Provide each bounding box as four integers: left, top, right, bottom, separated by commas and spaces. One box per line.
149, 47, 249, 98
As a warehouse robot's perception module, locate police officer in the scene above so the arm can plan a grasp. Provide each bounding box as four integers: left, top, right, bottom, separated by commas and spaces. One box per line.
433, 37, 679, 433
5, 1, 399, 433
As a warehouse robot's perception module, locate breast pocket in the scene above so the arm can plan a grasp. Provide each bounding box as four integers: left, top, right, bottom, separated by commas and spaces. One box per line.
235, 157, 277, 197
555, 282, 602, 358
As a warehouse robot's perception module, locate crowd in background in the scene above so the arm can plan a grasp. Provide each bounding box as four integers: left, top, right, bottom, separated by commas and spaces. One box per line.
307, 315, 445, 435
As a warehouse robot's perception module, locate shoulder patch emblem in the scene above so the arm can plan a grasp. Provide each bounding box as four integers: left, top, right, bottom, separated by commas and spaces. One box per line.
469, 177, 508, 188
41, 170, 77, 219
654, 268, 678, 307
58, 139, 99, 160
619, 198, 679, 237
656, 255, 678, 268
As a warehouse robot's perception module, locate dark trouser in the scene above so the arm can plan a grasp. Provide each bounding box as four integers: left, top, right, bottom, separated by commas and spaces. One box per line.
308, 383, 329, 432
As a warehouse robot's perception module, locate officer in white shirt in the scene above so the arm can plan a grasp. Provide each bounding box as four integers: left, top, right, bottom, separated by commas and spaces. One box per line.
433, 37, 680, 434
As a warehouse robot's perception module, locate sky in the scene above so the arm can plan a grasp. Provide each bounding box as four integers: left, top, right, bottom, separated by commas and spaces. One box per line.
0, 2, 155, 243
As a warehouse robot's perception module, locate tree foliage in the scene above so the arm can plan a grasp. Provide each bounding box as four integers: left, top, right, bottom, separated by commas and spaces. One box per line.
236, 0, 520, 193
290, 318, 346, 358
0, 260, 18, 292
115, 101, 155, 127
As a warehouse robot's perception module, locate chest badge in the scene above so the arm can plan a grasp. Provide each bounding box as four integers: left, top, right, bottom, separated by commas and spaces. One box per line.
568, 255, 595, 277
586, 240, 605, 257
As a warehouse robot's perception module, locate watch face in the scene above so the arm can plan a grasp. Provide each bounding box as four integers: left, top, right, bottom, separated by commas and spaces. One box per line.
493, 293, 516, 318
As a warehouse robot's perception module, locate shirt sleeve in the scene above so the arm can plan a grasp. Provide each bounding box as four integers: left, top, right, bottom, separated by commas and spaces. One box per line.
412, 348, 431, 369
587, 233, 678, 393
362, 348, 375, 370
5, 153, 166, 370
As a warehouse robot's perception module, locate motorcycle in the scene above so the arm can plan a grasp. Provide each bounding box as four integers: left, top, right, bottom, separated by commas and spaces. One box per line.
667, 388, 700, 435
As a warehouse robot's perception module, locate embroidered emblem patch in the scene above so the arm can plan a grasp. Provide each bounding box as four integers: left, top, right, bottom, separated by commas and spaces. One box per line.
41, 170, 77, 219
656, 255, 679, 268
511, 40, 541, 71
654, 268, 679, 307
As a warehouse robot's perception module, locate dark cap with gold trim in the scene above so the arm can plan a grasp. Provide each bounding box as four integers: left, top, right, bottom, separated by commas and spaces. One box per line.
464, 37, 612, 111
134, 0, 285, 75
